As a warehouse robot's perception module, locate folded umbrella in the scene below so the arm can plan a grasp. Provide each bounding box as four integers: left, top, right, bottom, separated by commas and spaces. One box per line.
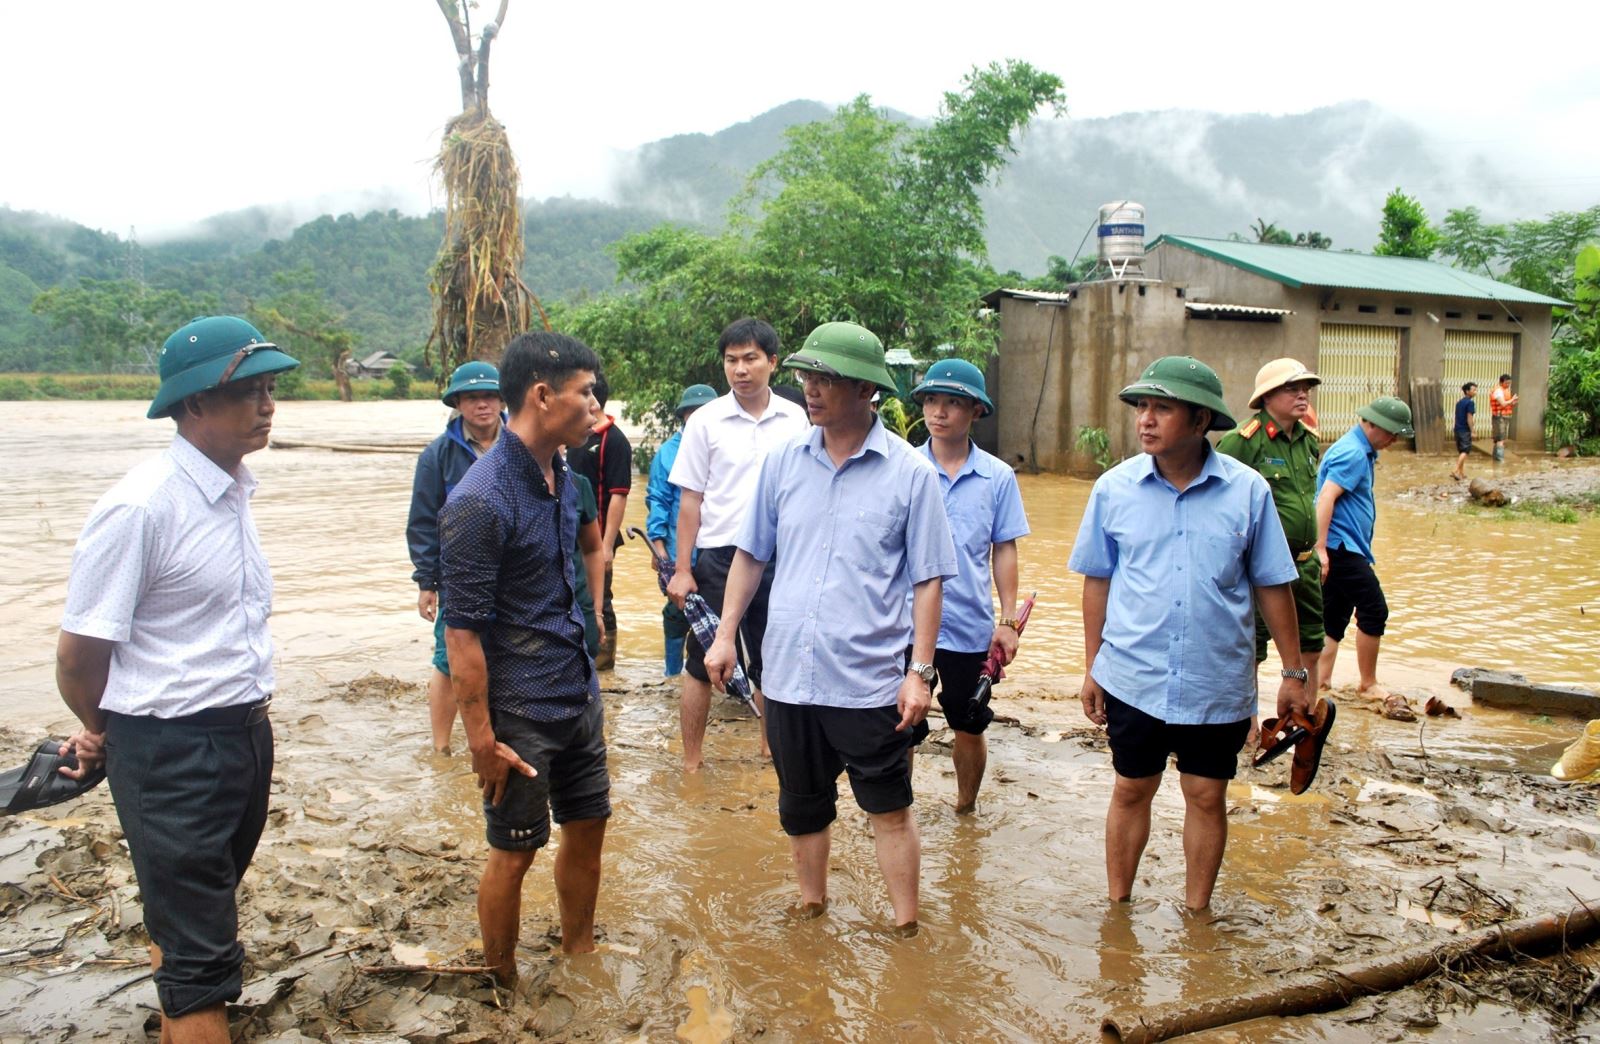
969, 594, 1036, 715
627, 528, 759, 717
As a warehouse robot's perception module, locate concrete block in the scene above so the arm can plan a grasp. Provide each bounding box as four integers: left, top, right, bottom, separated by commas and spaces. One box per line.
1470, 669, 1600, 717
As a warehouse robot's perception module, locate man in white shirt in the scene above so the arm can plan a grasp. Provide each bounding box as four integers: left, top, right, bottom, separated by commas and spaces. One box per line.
667, 318, 809, 771
55, 316, 298, 1044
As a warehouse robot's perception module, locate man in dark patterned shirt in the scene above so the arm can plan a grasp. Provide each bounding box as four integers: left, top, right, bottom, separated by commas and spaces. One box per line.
440, 331, 609, 986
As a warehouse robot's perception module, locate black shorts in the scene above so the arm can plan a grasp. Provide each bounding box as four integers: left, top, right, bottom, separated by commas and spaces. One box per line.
1322, 546, 1388, 642
765, 699, 922, 835
906, 647, 993, 735
1104, 692, 1250, 781
485, 699, 611, 851
685, 545, 775, 687
105, 710, 273, 1018
1454, 430, 1472, 455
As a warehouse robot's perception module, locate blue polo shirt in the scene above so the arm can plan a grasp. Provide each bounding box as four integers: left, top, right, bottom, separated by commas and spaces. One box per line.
1453, 396, 1475, 434
1068, 446, 1297, 725
916, 439, 1030, 654
440, 429, 598, 722
1317, 424, 1379, 564
737, 419, 958, 709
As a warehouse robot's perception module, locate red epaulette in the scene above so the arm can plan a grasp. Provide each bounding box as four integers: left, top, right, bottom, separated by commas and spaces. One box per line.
1265, 420, 1280, 439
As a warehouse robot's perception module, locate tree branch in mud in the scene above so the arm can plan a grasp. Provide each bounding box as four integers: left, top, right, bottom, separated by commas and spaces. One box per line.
358, 963, 497, 976
1102, 901, 1600, 1044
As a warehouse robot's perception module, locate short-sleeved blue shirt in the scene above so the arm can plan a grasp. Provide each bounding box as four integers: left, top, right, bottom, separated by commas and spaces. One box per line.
440, 429, 598, 721
1068, 446, 1297, 725
915, 440, 1030, 653
1453, 396, 1476, 434
1317, 424, 1378, 564
737, 419, 958, 709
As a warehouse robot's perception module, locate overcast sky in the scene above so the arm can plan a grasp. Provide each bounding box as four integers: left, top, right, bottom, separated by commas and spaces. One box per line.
3, 0, 1597, 237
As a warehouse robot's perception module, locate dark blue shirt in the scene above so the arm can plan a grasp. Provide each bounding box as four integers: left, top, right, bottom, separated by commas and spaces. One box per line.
440, 430, 597, 721
1454, 395, 1476, 434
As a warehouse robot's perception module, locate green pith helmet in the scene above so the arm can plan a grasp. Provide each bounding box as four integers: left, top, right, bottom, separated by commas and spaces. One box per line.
147, 316, 301, 420
1356, 396, 1415, 438
782, 321, 898, 395
442, 361, 501, 407
911, 358, 994, 417
1118, 355, 1235, 431
675, 383, 717, 416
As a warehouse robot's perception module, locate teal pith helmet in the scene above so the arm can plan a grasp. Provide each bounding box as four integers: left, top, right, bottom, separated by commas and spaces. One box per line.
911, 358, 993, 417
147, 316, 300, 420
442, 361, 501, 407
676, 383, 717, 416
782, 321, 898, 395
1356, 396, 1415, 438
1117, 355, 1235, 431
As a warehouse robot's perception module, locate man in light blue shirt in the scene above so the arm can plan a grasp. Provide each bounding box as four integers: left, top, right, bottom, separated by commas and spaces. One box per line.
909, 359, 1030, 814
645, 383, 717, 676
705, 322, 956, 933
1069, 356, 1312, 912
1314, 396, 1414, 702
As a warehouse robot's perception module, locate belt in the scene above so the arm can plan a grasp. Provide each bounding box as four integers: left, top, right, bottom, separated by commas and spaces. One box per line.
174, 697, 272, 727
1295, 549, 1317, 563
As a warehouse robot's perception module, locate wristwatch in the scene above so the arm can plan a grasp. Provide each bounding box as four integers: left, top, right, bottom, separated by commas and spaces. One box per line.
909, 661, 937, 686
1281, 667, 1309, 682
997, 617, 1020, 631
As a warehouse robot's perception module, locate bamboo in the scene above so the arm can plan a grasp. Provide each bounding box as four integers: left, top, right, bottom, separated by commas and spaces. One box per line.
1102, 902, 1600, 1043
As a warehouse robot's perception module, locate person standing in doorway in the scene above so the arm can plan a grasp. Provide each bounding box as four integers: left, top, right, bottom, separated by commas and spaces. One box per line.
1071, 356, 1311, 912
646, 383, 718, 676
408, 361, 504, 753
1217, 358, 1326, 697
570, 375, 632, 670
56, 316, 298, 1043
1451, 382, 1478, 481
1315, 397, 1414, 700
1489, 373, 1517, 462
908, 359, 1029, 814
667, 318, 808, 771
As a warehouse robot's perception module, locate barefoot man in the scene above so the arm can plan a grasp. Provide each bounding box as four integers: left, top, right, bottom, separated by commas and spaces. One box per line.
441, 332, 611, 985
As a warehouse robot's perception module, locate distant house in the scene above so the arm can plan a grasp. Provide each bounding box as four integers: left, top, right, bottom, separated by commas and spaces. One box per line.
983, 236, 1567, 472
346, 351, 416, 380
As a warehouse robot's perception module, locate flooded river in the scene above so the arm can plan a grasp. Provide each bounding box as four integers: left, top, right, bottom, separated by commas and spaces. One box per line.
2, 400, 1599, 1041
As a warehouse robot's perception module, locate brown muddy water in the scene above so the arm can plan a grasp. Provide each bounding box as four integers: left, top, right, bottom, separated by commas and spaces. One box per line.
2, 400, 1599, 1042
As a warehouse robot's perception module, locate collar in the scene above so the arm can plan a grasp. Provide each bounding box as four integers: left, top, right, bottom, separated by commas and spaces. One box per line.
1134, 441, 1223, 491
1258, 410, 1309, 442
170, 433, 245, 504
805, 416, 888, 465
1351, 424, 1377, 458
918, 438, 983, 480
591, 414, 616, 435
730, 389, 775, 422
504, 429, 567, 495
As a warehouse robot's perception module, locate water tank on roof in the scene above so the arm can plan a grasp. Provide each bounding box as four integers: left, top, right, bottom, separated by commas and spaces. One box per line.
1097, 200, 1146, 269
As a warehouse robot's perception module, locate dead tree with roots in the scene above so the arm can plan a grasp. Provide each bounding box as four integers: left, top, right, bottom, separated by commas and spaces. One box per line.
428, 0, 547, 380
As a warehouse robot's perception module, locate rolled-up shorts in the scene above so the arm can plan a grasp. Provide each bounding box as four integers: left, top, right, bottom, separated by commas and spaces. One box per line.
765, 699, 923, 836
1454, 430, 1473, 455
432, 597, 450, 675
1492, 415, 1511, 442
484, 699, 611, 851
1322, 546, 1389, 642
685, 545, 775, 688
105, 708, 273, 1018
1254, 552, 1324, 661
1104, 693, 1249, 781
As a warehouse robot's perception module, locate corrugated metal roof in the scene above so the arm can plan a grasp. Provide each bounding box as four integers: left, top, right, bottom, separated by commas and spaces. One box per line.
883, 347, 924, 367
1185, 302, 1293, 316
1152, 235, 1568, 307
985, 287, 1075, 303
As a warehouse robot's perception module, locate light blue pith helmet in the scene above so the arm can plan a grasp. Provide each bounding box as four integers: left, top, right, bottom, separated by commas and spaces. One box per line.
911, 358, 993, 417
442, 361, 501, 408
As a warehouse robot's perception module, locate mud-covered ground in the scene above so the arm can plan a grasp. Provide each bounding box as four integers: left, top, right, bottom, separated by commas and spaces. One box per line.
1395, 454, 1600, 513
3, 670, 1600, 1043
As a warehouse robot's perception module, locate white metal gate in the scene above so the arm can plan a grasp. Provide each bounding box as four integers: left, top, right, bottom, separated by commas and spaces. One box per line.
1315, 323, 1400, 441
1441, 330, 1514, 443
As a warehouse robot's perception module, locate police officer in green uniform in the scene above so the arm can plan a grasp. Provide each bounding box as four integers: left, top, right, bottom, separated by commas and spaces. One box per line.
1217, 358, 1325, 694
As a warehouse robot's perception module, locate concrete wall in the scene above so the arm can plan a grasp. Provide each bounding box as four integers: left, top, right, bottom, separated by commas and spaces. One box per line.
991, 247, 1554, 473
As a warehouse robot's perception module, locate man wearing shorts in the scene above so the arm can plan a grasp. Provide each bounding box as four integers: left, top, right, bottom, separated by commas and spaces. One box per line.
646, 383, 717, 675
56, 316, 298, 1043
1217, 358, 1326, 695
441, 331, 610, 986
1451, 382, 1477, 481
909, 359, 1029, 814
704, 322, 956, 930
668, 318, 808, 770
408, 361, 503, 753
1314, 396, 1414, 701
1071, 356, 1309, 912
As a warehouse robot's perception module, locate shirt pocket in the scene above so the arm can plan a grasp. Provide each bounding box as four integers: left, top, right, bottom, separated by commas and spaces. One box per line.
1201, 527, 1249, 589
843, 507, 903, 577
949, 501, 995, 559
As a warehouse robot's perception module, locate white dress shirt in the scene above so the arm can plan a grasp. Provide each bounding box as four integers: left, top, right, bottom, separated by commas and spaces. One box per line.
667, 389, 808, 548
61, 434, 276, 717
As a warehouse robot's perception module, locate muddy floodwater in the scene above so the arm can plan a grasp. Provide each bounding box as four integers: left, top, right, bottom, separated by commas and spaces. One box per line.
2, 399, 1600, 1041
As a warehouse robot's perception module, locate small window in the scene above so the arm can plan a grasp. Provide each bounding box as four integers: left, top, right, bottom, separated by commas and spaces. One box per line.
1330, 303, 1342, 311
1445, 310, 1463, 320
1176, 288, 1185, 298
1507, 314, 1521, 323
1394, 306, 1413, 316
1477, 313, 1493, 321
1358, 305, 1377, 314
1138, 284, 1146, 296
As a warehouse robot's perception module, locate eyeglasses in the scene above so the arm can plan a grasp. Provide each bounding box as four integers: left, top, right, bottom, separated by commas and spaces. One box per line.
1279, 381, 1316, 396
798, 371, 843, 390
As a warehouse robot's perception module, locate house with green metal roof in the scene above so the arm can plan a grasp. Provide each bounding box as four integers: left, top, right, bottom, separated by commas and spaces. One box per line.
981, 235, 1559, 472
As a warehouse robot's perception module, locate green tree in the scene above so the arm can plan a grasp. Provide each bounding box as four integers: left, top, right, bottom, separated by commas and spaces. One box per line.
567, 61, 1064, 434
1293, 230, 1332, 250
1546, 244, 1600, 452
1501, 206, 1600, 302
1438, 206, 1507, 274
248, 267, 359, 401
30, 278, 198, 371
1250, 219, 1293, 245
1373, 188, 1441, 259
